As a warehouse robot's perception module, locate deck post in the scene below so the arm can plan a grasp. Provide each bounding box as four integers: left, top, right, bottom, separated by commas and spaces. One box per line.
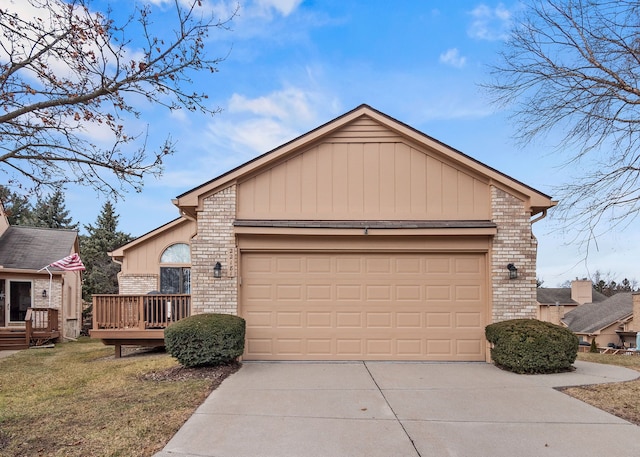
115, 343, 122, 358
138, 296, 145, 330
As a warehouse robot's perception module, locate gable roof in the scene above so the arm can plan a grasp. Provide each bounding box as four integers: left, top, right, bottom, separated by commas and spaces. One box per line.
0, 226, 78, 271
174, 104, 556, 219
537, 287, 608, 305
562, 292, 633, 334
109, 217, 187, 258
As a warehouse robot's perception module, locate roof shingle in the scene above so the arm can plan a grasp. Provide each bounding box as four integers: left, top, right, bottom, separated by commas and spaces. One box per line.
562, 292, 633, 334
0, 226, 78, 271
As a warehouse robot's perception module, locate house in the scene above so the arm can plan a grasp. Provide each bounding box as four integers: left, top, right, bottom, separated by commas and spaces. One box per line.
0, 203, 83, 350
562, 292, 640, 348
536, 279, 607, 325
96, 104, 556, 361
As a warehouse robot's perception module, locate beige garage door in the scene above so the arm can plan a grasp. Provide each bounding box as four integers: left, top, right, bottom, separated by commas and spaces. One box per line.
241, 252, 487, 361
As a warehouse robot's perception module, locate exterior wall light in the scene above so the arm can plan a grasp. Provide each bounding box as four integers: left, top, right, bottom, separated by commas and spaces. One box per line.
42, 289, 47, 298
213, 262, 222, 279
507, 263, 518, 280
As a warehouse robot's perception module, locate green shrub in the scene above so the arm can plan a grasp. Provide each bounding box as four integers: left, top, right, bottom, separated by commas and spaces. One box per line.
164, 313, 245, 367
485, 319, 578, 374
590, 339, 599, 353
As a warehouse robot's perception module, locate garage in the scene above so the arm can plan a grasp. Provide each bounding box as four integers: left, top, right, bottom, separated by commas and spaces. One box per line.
165, 105, 555, 363
241, 250, 487, 361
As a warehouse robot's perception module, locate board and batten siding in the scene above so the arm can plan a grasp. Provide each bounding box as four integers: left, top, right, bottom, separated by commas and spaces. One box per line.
237, 141, 490, 221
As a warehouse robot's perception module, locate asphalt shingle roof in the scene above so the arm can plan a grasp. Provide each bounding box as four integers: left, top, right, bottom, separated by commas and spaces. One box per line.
0, 226, 78, 271
562, 292, 633, 334
536, 287, 607, 305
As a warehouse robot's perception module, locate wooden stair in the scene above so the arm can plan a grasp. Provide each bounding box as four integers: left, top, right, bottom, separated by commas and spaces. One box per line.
0, 328, 29, 351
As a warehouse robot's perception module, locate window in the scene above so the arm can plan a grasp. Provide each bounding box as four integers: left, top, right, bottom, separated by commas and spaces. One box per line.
160, 243, 191, 294
160, 243, 190, 263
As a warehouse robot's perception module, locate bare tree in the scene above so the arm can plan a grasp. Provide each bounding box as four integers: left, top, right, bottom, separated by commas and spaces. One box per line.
484, 0, 640, 244
0, 0, 233, 197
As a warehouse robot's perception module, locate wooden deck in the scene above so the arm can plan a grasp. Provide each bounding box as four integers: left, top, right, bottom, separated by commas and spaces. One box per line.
91, 294, 190, 357
0, 308, 60, 351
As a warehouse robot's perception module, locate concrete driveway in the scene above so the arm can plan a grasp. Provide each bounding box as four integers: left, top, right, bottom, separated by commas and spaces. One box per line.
155, 361, 640, 457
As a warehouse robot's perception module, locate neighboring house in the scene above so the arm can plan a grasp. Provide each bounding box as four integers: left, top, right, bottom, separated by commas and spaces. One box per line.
562, 292, 640, 348
536, 279, 607, 325
102, 104, 557, 361
0, 203, 83, 349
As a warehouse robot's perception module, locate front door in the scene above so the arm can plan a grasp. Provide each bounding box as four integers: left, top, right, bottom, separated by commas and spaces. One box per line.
8, 280, 31, 323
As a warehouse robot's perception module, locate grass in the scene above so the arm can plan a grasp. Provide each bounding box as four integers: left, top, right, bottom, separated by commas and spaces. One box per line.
561, 352, 640, 426
0, 338, 238, 457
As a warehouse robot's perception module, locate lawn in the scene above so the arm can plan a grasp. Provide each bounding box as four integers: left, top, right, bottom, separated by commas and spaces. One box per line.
561, 352, 640, 426
0, 338, 238, 457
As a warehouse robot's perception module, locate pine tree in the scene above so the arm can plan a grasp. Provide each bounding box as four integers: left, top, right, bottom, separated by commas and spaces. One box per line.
0, 185, 33, 225
80, 202, 133, 300
25, 189, 78, 229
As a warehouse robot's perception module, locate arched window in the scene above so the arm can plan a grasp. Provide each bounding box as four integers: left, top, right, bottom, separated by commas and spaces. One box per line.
160, 243, 191, 294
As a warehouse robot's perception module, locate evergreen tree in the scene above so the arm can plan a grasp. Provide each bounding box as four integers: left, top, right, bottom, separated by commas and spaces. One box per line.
25, 189, 78, 229
80, 202, 133, 300
0, 185, 33, 225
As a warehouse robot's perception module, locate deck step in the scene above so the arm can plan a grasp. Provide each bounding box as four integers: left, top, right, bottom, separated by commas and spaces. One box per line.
0, 329, 29, 351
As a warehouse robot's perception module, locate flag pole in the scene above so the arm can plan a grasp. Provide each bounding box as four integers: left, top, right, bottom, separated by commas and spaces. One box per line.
46, 267, 52, 307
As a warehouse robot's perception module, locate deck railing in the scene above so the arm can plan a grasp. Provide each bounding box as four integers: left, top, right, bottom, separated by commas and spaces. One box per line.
92, 294, 190, 331
25, 307, 59, 345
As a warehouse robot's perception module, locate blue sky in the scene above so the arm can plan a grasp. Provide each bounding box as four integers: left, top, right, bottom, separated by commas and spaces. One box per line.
49, 0, 639, 286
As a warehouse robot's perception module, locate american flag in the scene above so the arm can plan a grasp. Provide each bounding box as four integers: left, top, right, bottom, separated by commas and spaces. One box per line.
49, 253, 86, 271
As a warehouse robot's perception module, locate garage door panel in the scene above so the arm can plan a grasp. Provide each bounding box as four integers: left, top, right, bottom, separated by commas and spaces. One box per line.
276, 311, 302, 327
366, 285, 392, 300
366, 312, 393, 328
425, 285, 451, 301
306, 312, 332, 327
425, 312, 451, 328
241, 252, 486, 361
455, 285, 482, 301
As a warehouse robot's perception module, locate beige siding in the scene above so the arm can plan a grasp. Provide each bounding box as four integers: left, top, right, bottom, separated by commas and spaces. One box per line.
238, 141, 490, 221
120, 219, 195, 275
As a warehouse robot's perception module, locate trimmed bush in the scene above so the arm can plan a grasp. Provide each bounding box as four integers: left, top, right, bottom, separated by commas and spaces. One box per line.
485, 319, 578, 374
590, 339, 599, 353
165, 313, 245, 367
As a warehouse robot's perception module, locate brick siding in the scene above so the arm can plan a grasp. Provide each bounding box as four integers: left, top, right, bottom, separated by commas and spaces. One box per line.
191, 185, 238, 315
490, 186, 538, 322
118, 274, 158, 294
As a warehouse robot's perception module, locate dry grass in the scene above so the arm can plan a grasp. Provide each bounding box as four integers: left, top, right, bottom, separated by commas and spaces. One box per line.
0, 338, 239, 457
560, 352, 640, 426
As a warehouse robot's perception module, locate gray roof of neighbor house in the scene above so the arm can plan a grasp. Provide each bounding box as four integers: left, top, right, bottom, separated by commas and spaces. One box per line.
0, 226, 78, 271
562, 292, 633, 334
536, 287, 607, 305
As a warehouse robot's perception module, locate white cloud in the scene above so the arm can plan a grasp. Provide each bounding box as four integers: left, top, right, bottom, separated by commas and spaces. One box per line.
202, 86, 339, 160
468, 3, 513, 41
439, 48, 467, 68
254, 0, 302, 17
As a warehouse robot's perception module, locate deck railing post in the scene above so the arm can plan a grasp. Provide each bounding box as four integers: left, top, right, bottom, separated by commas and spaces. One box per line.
138, 296, 145, 330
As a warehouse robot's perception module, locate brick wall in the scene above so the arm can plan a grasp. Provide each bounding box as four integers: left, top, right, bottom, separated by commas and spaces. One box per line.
491, 186, 538, 322
191, 185, 238, 315
118, 274, 158, 294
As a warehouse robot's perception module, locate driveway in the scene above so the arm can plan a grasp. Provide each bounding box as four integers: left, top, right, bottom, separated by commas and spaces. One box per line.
155, 361, 640, 457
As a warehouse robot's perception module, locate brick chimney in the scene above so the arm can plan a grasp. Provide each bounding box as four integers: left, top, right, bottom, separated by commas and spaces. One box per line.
571, 279, 593, 305
632, 293, 640, 332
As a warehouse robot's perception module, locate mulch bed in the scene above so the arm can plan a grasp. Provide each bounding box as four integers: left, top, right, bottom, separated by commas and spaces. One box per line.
139, 361, 241, 384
